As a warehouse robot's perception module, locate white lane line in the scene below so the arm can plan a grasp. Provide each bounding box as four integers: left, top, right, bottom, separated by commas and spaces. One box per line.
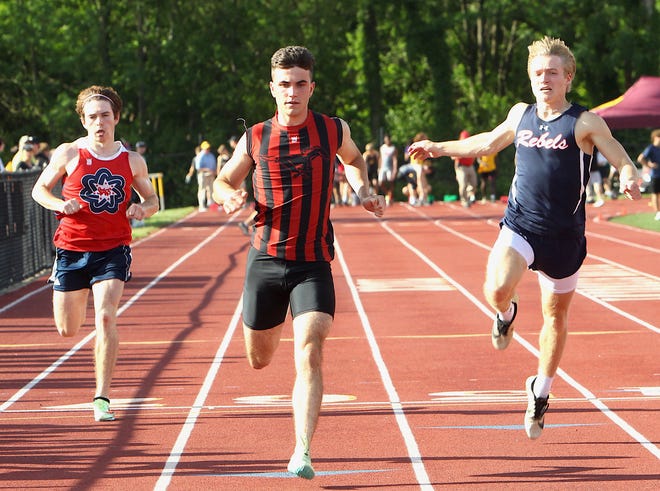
415, 207, 660, 332
382, 212, 660, 460
0, 284, 50, 315
334, 238, 434, 491
0, 212, 199, 314
0, 216, 235, 413
587, 228, 660, 248
578, 264, 660, 301
154, 296, 242, 490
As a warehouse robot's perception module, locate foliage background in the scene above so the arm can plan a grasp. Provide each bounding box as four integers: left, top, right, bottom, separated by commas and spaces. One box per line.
1, 0, 658, 206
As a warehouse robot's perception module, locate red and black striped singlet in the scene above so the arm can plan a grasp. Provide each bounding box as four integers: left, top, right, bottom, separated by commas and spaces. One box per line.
247, 111, 343, 262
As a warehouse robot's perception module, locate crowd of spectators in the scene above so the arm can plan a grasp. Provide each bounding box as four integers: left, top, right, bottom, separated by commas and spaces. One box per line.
1, 135, 51, 173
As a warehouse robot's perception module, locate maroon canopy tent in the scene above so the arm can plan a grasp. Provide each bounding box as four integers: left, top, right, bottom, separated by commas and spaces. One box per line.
591, 76, 660, 130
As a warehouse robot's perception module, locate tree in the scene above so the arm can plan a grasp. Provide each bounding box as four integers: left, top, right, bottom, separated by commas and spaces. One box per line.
1, 0, 657, 206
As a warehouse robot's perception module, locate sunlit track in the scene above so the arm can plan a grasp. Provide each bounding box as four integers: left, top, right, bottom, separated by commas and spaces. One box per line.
1, 200, 658, 490
401, 202, 660, 332
334, 238, 434, 490
377, 202, 659, 460
0, 212, 240, 415
2, 391, 658, 416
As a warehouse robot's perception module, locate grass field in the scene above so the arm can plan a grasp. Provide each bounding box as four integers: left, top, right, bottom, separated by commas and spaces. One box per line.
610, 211, 660, 232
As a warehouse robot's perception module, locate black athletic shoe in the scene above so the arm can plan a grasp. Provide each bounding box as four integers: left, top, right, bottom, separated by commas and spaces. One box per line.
491, 295, 518, 350
525, 376, 549, 439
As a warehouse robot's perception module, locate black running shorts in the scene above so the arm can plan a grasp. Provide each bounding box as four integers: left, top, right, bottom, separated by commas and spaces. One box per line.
242, 247, 335, 330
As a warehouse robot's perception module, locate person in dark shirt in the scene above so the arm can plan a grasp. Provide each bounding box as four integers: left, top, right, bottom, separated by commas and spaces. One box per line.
213, 45, 384, 479
409, 36, 641, 440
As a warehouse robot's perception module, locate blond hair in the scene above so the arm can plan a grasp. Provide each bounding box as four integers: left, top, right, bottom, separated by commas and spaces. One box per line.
527, 36, 576, 91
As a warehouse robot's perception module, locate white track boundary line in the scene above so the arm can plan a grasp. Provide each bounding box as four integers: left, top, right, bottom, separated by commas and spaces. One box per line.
0, 216, 234, 413
586, 230, 660, 253
410, 205, 660, 335
0, 211, 198, 311
383, 211, 660, 460
334, 238, 434, 490
0, 284, 50, 315
154, 296, 243, 490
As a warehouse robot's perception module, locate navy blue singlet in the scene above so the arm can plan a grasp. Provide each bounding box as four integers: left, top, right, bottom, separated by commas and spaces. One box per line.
503, 103, 592, 238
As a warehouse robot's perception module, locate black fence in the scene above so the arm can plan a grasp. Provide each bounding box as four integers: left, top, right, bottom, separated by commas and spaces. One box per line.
1, 170, 58, 292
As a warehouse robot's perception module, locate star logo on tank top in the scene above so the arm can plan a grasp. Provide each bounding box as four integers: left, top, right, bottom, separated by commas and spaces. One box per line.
290, 135, 299, 144
80, 167, 126, 214
539, 124, 549, 131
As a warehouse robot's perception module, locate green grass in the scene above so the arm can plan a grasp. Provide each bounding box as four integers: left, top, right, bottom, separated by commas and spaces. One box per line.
131, 207, 195, 240
609, 212, 660, 232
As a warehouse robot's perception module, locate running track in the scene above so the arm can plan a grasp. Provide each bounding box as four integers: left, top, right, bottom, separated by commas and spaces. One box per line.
0, 198, 658, 490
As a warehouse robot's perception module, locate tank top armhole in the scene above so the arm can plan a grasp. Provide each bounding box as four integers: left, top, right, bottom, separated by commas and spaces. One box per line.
65, 148, 82, 176
333, 117, 343, 148
246, 129, 256, 168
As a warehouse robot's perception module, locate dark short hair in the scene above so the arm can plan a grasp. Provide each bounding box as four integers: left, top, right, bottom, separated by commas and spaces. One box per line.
271, 46, 315, 79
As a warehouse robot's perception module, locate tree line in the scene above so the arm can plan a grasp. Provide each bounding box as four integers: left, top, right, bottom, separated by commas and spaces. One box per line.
1, 0, 658, 206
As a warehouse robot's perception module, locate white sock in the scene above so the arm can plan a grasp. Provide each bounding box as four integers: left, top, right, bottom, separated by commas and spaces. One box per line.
497, 302, 515, 322
534, 374, 554, 398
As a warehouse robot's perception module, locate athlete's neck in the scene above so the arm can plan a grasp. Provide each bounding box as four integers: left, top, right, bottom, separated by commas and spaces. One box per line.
276, 108, 309, 127
87, 137, 119, 157
536, 100, 571, 121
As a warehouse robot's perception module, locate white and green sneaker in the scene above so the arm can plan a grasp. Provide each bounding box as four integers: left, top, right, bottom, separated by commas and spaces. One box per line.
93, 397, 115, 422
287, 450, 315, 479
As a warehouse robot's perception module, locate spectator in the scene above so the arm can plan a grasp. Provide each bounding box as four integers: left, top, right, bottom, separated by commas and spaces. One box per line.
378, 134, 398, 205
135, 141, 147, 158
186, 141, 216, 212
586, 148, 605, 207
362, 142, 379, 193
8, 135, 36, 171
595, 147, 617, 200
409, 132, 431, 206
0, 138, 6, 172
216, 143, 231, 174
397, 162, 418, 205
453, 130, 477, 207
13, 141, 38, 171
35, 142, 52, 168
637, 128, 660, 220
477, 152, 498, 202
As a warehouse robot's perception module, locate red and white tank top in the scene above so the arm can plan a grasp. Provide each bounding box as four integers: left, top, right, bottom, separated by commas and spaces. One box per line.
53, 139, 133, 251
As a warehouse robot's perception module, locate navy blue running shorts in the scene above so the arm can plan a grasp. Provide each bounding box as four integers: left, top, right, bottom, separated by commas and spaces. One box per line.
242, 247, 336, 330
523, 230, 586, 279
49, 245, 132, 291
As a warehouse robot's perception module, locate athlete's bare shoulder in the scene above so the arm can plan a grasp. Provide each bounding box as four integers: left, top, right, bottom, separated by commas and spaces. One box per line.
49, 140, 81, 170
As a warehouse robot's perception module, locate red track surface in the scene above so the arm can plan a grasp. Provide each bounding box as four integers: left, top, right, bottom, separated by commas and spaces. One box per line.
1, 198, 658, 490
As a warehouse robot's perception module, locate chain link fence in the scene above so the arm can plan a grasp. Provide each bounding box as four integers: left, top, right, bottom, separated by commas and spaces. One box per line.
1, 170, 58, 292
